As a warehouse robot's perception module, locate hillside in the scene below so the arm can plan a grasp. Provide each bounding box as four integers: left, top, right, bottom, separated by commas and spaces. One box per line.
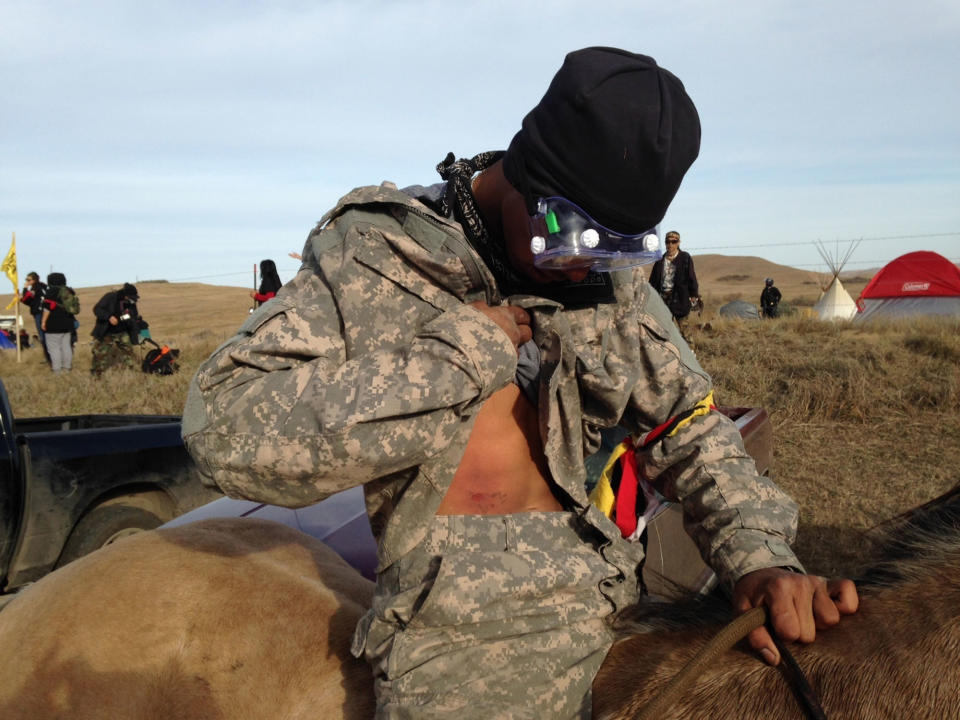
690, 254, 873, 308
67, 282, 255, 345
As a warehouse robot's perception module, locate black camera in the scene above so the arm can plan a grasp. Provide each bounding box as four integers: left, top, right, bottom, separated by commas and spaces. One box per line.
118, 300, 140, 344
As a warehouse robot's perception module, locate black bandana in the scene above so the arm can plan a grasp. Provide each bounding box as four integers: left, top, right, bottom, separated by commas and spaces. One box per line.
435, 151, 522, 295
435, 151, 615, 305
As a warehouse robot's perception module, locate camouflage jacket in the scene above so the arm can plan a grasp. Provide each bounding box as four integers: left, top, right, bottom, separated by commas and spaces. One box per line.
182, 182, 802, 589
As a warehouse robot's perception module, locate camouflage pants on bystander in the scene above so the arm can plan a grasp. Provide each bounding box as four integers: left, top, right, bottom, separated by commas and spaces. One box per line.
91, 333, 136, 376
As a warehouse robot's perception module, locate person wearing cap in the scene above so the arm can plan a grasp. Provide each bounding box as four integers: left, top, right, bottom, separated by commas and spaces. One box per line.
648, 230, 701, 327
91, 282, 141, 376
183, 47, 857, 717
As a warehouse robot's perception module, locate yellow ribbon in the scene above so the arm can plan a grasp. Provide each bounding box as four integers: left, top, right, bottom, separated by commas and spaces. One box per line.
588, 391, 715, 519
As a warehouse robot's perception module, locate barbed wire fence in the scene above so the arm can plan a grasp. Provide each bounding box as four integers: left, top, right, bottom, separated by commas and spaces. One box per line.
687, 232, 960, 270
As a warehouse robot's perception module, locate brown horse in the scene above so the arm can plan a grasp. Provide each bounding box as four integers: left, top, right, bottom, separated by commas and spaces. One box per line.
0, 518, 376, 720
2, 487, 959, 719
594, 483, 960, 719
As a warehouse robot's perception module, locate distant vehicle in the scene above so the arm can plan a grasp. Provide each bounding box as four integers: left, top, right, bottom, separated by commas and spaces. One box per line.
167, 406, 773, 597
0, 380, 220, 603
0, 315, 19, 338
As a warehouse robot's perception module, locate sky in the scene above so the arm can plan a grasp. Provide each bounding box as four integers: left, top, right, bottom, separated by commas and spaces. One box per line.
2, 0, 959, 291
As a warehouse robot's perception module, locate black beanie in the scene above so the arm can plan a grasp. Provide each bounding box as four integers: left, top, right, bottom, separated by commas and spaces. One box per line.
122, 282, 139, 300
503, 47, 701, 234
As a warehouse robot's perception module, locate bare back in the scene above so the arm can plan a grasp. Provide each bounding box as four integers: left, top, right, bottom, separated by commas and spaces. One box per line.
436, 383, 562, 515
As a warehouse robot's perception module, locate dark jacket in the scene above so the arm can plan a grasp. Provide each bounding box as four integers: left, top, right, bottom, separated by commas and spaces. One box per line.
254, 260, 283, 307
648, 250, 699, 319
21, 282, 47, 316
761, 286, 782, 317
92, 290, 140, 341
42, 284, 77, 334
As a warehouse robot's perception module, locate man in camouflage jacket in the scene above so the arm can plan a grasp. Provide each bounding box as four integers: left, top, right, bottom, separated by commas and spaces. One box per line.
183, 48, 857, 718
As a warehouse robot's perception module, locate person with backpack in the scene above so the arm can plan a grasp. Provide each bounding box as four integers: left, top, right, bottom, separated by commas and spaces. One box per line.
91, 282, 140, 376
40, 272, 79, 373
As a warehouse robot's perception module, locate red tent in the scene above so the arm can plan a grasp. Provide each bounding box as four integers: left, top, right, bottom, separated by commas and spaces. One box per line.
855, 251, 960, 321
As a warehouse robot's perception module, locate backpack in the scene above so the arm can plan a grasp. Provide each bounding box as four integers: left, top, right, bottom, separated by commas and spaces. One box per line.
58, 286, 80, 315
141, 338, 180, 375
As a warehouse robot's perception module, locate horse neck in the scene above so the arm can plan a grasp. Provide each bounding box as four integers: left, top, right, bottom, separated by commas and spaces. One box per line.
594, 547, 960, 720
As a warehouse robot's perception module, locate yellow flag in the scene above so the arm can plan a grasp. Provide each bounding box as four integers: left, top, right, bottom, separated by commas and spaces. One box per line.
2, 234, 17, 310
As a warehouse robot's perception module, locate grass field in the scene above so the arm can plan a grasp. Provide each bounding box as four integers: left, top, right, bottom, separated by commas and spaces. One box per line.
2, 271, 958, 579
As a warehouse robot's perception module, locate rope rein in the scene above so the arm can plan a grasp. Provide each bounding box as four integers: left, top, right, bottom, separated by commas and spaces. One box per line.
632, 606, 828, 720
632, 607, 766, 720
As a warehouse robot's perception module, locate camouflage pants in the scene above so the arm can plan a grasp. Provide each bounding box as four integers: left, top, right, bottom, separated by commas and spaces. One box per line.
353, 510, 643, 719
91, 333, 136, 374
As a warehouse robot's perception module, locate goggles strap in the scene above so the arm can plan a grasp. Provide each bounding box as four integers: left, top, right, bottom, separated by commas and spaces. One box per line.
436, 150, 525, 296
434, 152, 616, 306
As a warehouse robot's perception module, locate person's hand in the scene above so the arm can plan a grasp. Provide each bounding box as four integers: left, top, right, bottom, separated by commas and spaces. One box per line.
468, 301, 532, 350
249, 290, 257, 299
288, 251, 302, 261
108, 316, 119, 326
732, 567, 859, 666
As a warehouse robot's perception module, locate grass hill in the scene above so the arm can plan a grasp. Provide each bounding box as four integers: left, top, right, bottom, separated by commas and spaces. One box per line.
691, 254, 874, 309
2, 261, 958, 578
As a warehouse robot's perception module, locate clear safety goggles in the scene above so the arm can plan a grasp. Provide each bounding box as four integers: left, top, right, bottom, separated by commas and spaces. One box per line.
528, 196, 662, 272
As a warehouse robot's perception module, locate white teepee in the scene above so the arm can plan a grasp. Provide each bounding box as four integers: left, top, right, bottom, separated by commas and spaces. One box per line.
813, 239, 860, 321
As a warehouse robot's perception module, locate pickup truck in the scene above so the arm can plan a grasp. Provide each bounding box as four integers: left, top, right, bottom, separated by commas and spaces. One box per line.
0, 380, 220, 601
167, 406, 773, 598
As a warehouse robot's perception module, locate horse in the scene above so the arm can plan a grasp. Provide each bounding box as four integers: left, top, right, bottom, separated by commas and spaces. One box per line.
0, 518, 376, 720
593, 483, 960, 719
2, 486, 958, 719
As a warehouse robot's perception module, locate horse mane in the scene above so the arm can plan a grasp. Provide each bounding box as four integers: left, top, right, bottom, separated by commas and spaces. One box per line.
857, 482, 960, 587
611, 581, 731, 639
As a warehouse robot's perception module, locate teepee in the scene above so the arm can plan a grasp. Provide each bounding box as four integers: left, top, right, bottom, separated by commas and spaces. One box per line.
813, 239, 859, 321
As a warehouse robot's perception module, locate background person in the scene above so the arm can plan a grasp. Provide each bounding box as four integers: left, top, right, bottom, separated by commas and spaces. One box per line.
648, 230, 700, 324
91, 282, 140, 376
249, 259, 282, 307
183, 47, 857, 717
20, 271, 50, 363
761, 277, 782, 318
40, 272, 78, 373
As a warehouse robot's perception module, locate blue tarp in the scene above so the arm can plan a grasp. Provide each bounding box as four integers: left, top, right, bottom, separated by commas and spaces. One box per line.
0, 332, 16, 349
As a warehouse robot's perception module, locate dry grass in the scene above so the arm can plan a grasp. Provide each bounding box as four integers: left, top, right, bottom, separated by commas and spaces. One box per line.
1, 282, 248, 415
687, 314, 960, 576
2, 278, 958, 579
